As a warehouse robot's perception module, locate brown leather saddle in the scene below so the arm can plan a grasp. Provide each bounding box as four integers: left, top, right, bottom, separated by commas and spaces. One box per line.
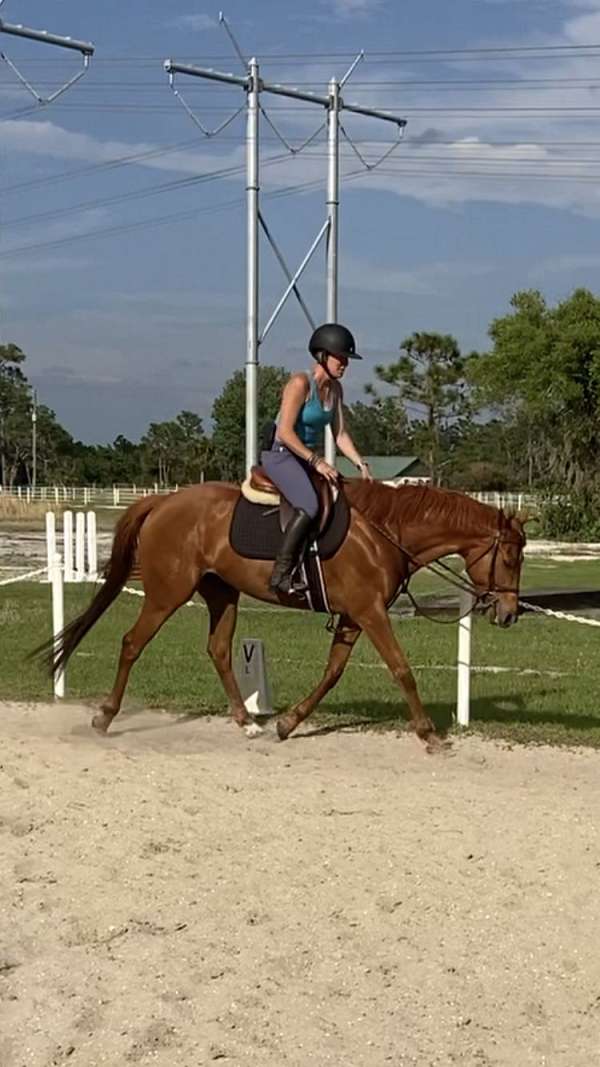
247, 464, 335, 535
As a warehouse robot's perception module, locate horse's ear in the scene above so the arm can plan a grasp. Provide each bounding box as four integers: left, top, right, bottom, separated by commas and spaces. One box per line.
503, 506, 533, 526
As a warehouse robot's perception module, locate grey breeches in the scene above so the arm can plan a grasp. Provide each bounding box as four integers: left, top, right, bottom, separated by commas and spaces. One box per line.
260, 442, 319, 519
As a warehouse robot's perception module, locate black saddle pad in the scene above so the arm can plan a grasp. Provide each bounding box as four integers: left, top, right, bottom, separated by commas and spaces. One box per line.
229, 490, 350, 561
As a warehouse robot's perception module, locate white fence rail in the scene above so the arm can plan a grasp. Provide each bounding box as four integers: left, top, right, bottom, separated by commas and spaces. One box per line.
0, 484, 177, 507
470, 491, 540, 512
1, 483, 540, 512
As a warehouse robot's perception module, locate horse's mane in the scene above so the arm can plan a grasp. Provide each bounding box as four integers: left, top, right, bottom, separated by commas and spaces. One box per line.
344, 480, 499, 535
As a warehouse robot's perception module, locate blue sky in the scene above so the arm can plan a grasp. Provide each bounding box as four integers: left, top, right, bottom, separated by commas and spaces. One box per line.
2, 0, 600, 443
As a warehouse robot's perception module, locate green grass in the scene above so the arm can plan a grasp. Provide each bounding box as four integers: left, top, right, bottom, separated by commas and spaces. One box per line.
1, 583, 600, 748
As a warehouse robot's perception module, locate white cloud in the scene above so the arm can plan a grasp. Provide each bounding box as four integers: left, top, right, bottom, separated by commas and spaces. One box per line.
329, 0, 385, 17
482, 1, 567, 5
6, 112, 600, 229
0, 255, 91, 275
172, 14, 216, 31
342, 255, 496, 296
0, 118, 248, 176
529, 252, 600, 280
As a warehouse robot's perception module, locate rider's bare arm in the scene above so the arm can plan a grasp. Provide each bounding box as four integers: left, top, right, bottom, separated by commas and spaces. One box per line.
333, 385, 371, 477
275, 374, 316, 461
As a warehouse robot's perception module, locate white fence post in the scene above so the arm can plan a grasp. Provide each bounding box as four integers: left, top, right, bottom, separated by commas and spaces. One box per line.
87, 510, 97, 581
45, 511, 56, 583
51, 551, 65, 698
456, 589, 474, 727
75, 511, 85, 581
63, 510, 73, 582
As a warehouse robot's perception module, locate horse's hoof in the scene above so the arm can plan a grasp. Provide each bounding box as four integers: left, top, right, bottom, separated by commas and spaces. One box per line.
425, 733, 452, 755
91, 711, 113, 735
244, 721, 264, 739
276, 716, 293, 741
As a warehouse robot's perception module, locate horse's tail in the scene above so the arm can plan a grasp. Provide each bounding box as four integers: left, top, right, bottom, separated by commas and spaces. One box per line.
33, 495, 161, 676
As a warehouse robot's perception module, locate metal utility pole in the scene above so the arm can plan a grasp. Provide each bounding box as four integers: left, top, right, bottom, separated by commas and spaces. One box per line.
165, 16, 405, 474
326, 78, 340, 327
0, 5, 94, 105
246, 57, 260, 473
31, 388, 37, 492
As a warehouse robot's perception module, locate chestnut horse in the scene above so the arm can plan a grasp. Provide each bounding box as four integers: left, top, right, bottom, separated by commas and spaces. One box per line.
39, 480, 526, 750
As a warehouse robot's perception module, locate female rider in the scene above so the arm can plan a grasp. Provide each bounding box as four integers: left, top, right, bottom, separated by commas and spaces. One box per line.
261, 322, 372, 595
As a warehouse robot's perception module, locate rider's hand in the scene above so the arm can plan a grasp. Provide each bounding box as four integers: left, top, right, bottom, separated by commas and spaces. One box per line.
315, 458, 339, 484
358, 461, 372, 481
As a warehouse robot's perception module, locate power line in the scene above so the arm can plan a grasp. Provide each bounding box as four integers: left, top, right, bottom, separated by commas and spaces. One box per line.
4, 136, 600, 196
0, 169, 351, 258
4, 146, 600, 231
0, 197, 245, 258
3, 76, 600, 89
374, 166, 600, 182
0, 135, 216, 193
12, 99, 600, 114
12, 43, 600, 59
4, 155, 600, 262
6, 150, 600, 223
0, 152, 293, 228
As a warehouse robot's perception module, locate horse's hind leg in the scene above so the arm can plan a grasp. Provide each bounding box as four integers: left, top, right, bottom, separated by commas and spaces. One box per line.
93, 596, 183, 734
276, 614, 362, 740
198, 575, 253, 732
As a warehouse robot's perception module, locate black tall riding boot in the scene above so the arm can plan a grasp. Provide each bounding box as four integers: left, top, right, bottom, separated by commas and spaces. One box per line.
269, 508, 313, 595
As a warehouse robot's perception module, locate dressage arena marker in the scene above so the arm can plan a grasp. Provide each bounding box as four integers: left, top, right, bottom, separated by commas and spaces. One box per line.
3, 509, 600, 716
235, 638, 275, 717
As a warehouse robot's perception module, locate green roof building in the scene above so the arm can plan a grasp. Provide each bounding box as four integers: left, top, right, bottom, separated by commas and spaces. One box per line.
336, 455, 429, 483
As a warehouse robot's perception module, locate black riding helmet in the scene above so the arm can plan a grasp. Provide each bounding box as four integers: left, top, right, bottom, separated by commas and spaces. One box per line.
308, 322, 363, 361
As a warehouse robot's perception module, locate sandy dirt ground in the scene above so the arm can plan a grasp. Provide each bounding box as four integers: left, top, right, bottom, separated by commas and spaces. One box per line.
1, 702, 600, 1067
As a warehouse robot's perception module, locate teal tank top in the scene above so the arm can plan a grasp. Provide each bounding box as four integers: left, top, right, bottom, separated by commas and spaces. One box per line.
293, 377, 335, 448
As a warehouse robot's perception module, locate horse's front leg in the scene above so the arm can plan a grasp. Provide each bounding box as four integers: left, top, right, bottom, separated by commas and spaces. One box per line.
199, 575, 256, 734
356, 600, 445, 752
276, 614, 362, 740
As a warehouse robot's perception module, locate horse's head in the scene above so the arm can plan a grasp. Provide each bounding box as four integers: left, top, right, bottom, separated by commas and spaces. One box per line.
464, 510, 527, 627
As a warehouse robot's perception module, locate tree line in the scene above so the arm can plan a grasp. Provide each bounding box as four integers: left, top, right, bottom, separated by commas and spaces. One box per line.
2, 286, 600, 536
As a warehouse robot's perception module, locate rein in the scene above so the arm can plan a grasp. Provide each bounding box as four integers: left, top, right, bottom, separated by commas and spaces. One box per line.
359, 511, 521, 625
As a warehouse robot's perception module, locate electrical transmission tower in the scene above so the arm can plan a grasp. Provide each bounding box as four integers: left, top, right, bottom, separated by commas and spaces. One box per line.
166, 16, 405, 473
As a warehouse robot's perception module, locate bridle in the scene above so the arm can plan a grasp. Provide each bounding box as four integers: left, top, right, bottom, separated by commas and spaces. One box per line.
361, 513, 524, 624
475, 531, 523, 598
